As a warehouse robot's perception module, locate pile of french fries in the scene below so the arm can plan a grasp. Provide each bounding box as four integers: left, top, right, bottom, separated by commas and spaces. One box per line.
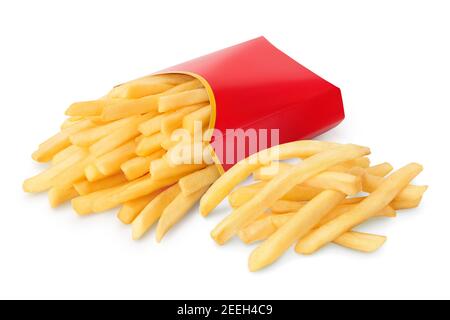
199, 141, 427, 271
23, 72, 427, 271
23, 73, 221, 241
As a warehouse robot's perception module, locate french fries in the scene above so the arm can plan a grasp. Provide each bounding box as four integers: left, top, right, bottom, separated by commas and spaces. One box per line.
107, 74, 193, 99
73, 174, 128, 195
93, 174, 187, 212
23, 148, 88, 192
255, 168, 362, 195
32, 119, 93, 162
69, 117, 133, 147
66, 100, 108, 117
72, 185, 125, 215
118, 193, 161, 225
295, 163, 423, 255
178, 165, 221, 196
84, 163, 107, 182
51, 145, 82, 164
48, 187, 79, 208
200, 140, 338, 217
228, 182, 322, 208
132, 184, 181, 240
95, 140, 137, 176
211, 144, 370, 245
102, 78, 204, 121
158, 88, 209, 112
24, 69, 427, 272
333, 231, 387, 253
249, 190, 347, 271
183, 105, 212, 134
238, 205, 394, 245
156, 186, 209, 242
24, 73, 217, 244
120, 150, 165, 181
135, 133, 164, 156
138, 114, 164, 136
161, 104, 206, 136
366, 162, 393, 177
150, 158, 206, 180
89, 114, 154, 157
201, 142, 426, 271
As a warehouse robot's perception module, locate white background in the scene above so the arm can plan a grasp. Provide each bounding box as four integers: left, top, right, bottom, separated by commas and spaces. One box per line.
0, 0, 449, 300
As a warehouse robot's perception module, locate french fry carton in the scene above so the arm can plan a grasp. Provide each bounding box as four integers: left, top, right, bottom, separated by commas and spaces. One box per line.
159, 36, 344, 171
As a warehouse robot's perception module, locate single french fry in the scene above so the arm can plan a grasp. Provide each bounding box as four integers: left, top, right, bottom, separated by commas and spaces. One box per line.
255, 163, 362, 195
321, 204, 396, 225
117, 193, 161, 224
150, 158, 206, 180
162, 78, 204, 93
138, 114, 163, 136
249, 190, 346, 271
228, 182, 322, 208
178, 165, 221, 196
136, 132, 164, 157
361, 172, 428, 204
307, 172, 362, 195
333, 231, 387, 253
71, 184, 128, 215
329, 157, 371, 172
48, 187, 79, 208
95, 140, 137, 176
73, 174, 128, 195
89, 113, 154, 157
161, 104, 205, 136
390, 196, 423, 210
150, 74, 195, 85
51, 145, 82, 165
102, 79, 203, 121
296, 163, 423, 254
109, 82, 173, 99
132, 184, 181, 240
93, 174, 185, 212
366, 162, 394, 177
238, 217, 279, 244
84, 163, 107, 182
60, 116, 83, 130
182, 105, 211, 134
200, 141, 339, 217
121, 150, 165, 181
108, 74, 194, 98
212, 144, 370, 245
156, 186, 209, 242
23, 148, 88, 193
158, 88, 209, 113
52, 156, 94, 190
65, 100, 108, 117
32, 119, 93, 162
70, 117, 133, 147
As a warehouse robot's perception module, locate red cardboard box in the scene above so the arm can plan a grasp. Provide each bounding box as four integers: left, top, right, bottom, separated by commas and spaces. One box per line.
159, 37, 345, 171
